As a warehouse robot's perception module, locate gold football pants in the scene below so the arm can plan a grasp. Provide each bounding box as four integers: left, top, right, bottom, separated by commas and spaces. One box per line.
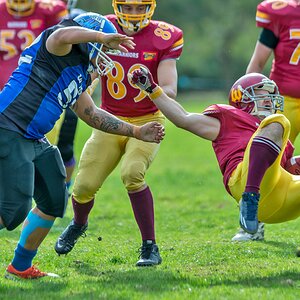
279, 95, 300, 144
228, 114, 300, 223
73, 111, 165, 203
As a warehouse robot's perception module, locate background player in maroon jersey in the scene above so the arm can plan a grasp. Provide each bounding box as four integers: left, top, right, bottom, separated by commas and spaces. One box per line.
232, 0, 300, 242
130, 68, 300, 255
0, 0, 68, 89
55, 0, 184, 267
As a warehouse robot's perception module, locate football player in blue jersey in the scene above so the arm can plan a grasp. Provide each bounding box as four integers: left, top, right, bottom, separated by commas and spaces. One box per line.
0, 12, 164, 280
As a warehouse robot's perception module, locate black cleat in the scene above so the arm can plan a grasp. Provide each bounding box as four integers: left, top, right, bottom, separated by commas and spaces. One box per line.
136, 240, 162, 267
55, 220, 88, 255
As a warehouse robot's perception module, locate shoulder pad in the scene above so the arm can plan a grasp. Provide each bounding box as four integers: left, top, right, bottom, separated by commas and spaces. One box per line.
150, 21, 183, 51
257, 0, 292, 24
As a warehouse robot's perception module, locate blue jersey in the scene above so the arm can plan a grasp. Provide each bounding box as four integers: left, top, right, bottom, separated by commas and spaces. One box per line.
0, 19, 92, 140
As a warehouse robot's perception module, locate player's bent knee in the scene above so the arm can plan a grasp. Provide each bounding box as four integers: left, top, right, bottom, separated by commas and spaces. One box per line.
72, 189, 96, 204
38, 189, 68, 218
4, 201, 31, 231
261, 114, 291, 133
121, 162, 145, 190
260, 114, 290, 144
72, 177, 99, 203
72, 179, 97, 203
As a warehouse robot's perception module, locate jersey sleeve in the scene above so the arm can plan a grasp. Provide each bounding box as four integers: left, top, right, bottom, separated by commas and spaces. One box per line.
152, 21, 184, 61
255, 1, 288, 36
202, 104, 237, 130
202, 104, 222, 117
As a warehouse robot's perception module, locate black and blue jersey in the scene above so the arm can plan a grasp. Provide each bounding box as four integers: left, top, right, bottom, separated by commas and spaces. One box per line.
0, 19, 92, 140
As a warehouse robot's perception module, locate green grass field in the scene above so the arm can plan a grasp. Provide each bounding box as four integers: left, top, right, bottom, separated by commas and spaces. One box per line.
1, 91, 300, 299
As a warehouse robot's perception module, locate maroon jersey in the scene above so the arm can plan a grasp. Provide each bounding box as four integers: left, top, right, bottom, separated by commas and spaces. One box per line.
203, 104, 294, 192
0, 0, 67, 88
256, 0, 300, 97
101, 15, 184, 117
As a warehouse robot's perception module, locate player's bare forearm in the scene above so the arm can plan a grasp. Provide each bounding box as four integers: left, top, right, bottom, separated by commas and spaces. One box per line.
72, 92, 133, 136
74, 104, 164, 143
152, 93, 220, 141
130, 67, 219, 140
75, 103, 134, 137
87, 106, 134, 136
153, 94, 188, 127
73, 91, 164, 143
46, 27, 134, 56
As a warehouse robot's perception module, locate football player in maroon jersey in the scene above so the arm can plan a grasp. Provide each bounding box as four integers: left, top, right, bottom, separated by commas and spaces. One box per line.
130, 68, 300, 256
0, 0, 68, 89
233, 0, 300, 241
55, 0, 184, 267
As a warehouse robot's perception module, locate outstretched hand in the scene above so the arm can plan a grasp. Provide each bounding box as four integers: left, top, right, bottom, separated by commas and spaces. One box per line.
129, 66, 158, 93
136, 121, 165, 144
101, 33, 136, 53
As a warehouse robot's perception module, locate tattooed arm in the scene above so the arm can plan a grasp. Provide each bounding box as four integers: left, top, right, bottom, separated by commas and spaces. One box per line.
71, 91, 165, 143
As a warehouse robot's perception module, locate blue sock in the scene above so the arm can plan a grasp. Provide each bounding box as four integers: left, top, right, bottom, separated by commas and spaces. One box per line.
11, 210, 54, 271
12, 244, 37, 271
19, 210, 54, 247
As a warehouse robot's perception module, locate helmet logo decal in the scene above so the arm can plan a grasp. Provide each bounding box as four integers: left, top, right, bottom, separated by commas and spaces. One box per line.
230, 89, 242, 103
270, 0, 288, 10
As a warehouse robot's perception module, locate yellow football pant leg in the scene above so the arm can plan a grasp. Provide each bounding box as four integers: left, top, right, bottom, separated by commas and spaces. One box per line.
278, 95, 300, 144
228, 114, 300, 223
73, 111, 165, 204
73, 129, 125, 203
45, 110, 66, 145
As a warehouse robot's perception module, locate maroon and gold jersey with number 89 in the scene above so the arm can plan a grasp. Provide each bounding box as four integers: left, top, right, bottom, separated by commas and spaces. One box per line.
101, 14, 184, 117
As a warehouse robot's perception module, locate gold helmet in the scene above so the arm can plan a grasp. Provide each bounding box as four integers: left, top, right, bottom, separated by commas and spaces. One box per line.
112, 0, 156, 31
6, 0, 35, 17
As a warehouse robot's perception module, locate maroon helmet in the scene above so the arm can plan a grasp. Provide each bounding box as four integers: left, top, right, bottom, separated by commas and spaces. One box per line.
228, 73, 284, 117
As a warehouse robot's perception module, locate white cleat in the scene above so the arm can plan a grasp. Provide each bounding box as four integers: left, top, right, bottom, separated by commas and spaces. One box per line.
232, 222, 264, 242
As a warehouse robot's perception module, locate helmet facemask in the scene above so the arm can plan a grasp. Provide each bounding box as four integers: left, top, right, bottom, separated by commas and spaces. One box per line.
88, 43, 116, 76
238, 79, 284, 118
6, 0, 35, 17
112, 0, 156, 32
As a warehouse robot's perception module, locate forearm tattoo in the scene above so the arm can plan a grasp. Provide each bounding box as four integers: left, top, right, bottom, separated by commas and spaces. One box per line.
84, 105, 134, 136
